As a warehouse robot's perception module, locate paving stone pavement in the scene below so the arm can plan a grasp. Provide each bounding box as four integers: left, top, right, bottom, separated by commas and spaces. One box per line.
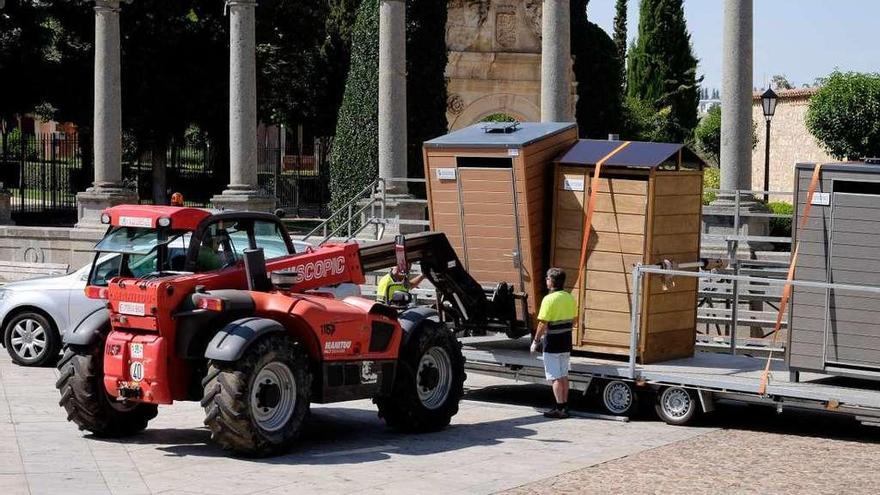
504, 404, 880, 495
0, 351, 714, 495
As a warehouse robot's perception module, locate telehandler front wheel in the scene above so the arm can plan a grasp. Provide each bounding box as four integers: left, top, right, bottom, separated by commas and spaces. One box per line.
376, 320, 465, 432
56, 345, 158, 437
201, 334, 311, 457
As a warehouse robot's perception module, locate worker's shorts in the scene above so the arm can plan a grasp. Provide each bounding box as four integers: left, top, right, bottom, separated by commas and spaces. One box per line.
542, 352, 570, 381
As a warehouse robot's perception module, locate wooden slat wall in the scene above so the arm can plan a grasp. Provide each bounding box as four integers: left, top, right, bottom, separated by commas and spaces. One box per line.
640, 170, 703, 363
550, 165, 652, 356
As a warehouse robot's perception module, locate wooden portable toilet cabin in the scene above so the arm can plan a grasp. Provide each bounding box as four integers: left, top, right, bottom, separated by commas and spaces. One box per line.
789, 161, 880, 380
550, 140, 705, 363
422, 122, 579, 326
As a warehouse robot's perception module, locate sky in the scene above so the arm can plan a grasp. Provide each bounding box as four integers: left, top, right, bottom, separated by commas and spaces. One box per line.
588, 0, 880, 92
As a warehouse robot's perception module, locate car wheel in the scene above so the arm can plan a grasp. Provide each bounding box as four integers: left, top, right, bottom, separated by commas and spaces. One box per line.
4, 311, 60, 367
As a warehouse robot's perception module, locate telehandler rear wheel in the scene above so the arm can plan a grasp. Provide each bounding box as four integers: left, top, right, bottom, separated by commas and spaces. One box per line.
376, 320, 465, 432
201, 333, 311, 457
56, 344, 158, 437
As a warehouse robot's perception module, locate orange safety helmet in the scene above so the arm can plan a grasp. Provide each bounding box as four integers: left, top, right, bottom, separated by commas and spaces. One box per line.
170, 192, 184, 207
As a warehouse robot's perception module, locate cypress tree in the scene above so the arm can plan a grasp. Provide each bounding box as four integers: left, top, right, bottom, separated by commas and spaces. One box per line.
329, 0, 448, 211
626, 0, 700, 142
572, 0, 623, 138
612, 0, 628, 91
329, 0, 379, 214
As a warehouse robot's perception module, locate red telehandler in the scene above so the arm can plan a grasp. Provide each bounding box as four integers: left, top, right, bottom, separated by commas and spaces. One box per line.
57, 205, 523, 456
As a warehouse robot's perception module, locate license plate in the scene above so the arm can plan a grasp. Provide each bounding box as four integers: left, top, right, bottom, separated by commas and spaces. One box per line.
118, 301, 146, 316
119, 216, 153, 227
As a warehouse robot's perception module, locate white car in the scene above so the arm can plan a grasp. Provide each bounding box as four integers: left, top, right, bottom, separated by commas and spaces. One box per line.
1, 239, 359, 366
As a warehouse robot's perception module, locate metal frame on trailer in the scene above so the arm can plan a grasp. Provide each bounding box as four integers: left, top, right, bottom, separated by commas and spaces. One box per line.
461, 264, 880, 424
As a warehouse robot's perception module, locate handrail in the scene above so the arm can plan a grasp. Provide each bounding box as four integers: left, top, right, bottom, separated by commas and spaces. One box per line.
302, 179, 381, 244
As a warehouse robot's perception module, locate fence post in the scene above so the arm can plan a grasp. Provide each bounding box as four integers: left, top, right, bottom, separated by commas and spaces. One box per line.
51, 134, 57, 210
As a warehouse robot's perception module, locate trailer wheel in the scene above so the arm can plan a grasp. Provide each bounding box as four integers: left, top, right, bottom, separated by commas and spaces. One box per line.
601, 380, 636, 416
201, 333, 311, 457
56, 344, 158, 437
376, 320, 465, 432
655, 386, 698, 426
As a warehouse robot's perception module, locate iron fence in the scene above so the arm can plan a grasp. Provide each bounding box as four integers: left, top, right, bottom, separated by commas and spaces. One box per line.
0, 132, 85, 225
256, 137, 330, 217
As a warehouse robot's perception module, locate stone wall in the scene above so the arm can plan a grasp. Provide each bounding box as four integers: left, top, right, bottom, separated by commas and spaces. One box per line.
749, 88, 834, 199
0, 226, 104, 270
445, 0, 575, 130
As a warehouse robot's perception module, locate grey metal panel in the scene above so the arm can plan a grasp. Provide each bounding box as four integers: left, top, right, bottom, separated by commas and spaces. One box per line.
789, 341, 823, 357
796, 242, 829, 258
792, 315, 825, 332
827, 218, 880, 235
423, 122, 576, 149
829, 269, 880, 286
788, 352, 822, 369
796, 161, 880, 175
825, 319, 880, 338
832, 193, 880, 208
794, 229, 831, 244
828, 231, 880, 248
825, 331, 880, 352
790, 329, 824, 345
794, 267, 828, 282
830, 256, 880, 272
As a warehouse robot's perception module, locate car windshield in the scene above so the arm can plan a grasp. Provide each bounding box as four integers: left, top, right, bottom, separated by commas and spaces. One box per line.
94, 227, 185, 255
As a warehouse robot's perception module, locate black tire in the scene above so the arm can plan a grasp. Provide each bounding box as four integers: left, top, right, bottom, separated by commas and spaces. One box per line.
201, 333, 311, 457
56, 345, 158, 437
600, 379, 637, 416
4, 311, 60, 367
376, 320, 465, 432
654, 386, 699, 426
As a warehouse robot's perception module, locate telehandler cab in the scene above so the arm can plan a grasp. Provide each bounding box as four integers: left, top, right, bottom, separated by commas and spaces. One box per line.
57, 205, 523, 456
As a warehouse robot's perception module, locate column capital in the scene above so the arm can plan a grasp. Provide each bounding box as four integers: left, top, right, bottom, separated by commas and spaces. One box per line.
94, 0, 122, 13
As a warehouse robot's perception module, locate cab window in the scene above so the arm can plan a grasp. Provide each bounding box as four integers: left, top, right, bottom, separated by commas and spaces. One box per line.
196, 223, 237, 271
252, 220, 291, 259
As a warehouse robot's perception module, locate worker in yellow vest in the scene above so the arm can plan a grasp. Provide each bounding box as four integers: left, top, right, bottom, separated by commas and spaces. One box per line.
531, 267, 577, 419
376, 265, 425, 304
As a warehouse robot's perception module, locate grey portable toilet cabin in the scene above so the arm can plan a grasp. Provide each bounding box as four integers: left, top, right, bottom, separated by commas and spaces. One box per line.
789, 161, 880, 380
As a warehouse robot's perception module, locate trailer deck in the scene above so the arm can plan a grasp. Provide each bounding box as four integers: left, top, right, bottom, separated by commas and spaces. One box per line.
462, 335, 880, 424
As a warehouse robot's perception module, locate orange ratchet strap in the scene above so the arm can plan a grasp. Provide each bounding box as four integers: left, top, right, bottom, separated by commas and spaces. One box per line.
758, 163, 823, 395
573, 141, 631, 330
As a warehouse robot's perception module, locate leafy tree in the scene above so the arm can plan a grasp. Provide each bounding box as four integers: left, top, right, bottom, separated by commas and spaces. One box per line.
256, 1, 330, 129
0, 0, 53, 148
771, 74, 793, 90
626, 0, 701, 142
693, 103, 757, 165
573, 0, 623, 138
612, 0, 627, 90
321, 0, 364, 137
693, 104, 722, 163
806, 71, 880, 160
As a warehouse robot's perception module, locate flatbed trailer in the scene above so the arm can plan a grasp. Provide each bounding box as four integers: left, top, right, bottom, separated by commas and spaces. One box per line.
460, 265, 880, 427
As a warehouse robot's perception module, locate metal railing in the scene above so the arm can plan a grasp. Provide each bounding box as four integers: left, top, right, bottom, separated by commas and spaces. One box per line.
627, 263, 880, 378
301, 177, 429, 245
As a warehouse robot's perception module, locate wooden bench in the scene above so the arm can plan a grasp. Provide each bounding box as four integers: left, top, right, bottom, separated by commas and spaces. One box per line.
0, 261, 70, 283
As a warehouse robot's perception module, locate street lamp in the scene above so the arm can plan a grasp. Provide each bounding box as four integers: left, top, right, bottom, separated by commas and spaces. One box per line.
761, 88, 778, 202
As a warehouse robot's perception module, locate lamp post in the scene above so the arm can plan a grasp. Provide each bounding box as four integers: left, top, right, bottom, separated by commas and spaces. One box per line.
761, 88, 778, 202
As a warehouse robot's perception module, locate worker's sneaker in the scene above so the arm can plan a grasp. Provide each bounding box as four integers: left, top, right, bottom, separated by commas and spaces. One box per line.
543, 408, 570, 419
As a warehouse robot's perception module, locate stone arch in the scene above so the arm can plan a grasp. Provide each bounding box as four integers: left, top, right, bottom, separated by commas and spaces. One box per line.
448, 93, 541, 130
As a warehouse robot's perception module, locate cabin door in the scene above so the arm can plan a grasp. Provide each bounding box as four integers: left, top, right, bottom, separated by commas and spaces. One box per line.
455, 160, 526, 294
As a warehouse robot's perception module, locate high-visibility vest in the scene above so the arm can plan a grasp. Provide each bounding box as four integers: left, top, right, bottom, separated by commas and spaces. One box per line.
377, 273, 407, 303
537, 290, 576, 353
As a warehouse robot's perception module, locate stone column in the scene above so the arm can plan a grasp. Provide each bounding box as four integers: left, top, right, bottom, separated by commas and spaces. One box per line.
719, 0, 753, 198
541, 0, 572, 122
211, 0, 274, 212
76, 0, 136, 227
378, 0, 407, 191
704, 0, 769, 256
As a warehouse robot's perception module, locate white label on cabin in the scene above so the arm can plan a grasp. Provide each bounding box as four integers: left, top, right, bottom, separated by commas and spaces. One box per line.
811, 192, 831, 206
435, 168, 456, 181
507, 148, 520, 157
119, 216, 153, 228
563, 178, 585, 191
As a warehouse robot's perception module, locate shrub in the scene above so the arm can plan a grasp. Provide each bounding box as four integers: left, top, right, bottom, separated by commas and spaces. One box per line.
806, 71, 880, 160
702, 165, 719, 204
